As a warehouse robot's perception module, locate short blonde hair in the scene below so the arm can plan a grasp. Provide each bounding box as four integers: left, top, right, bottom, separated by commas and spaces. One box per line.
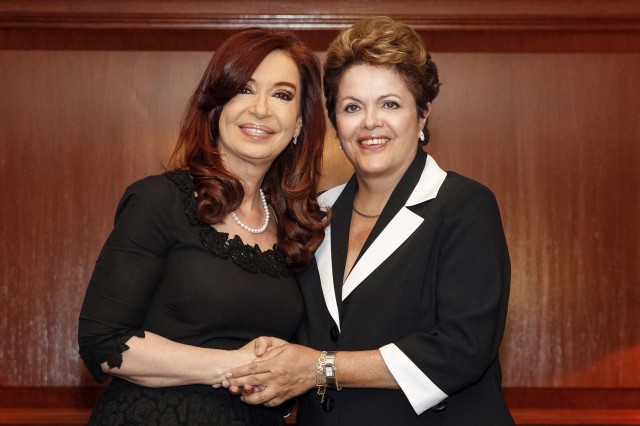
323, 16, 440, 145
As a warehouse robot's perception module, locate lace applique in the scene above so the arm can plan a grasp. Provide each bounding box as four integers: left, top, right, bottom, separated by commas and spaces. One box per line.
80, 328, 145, 382
164, 170, 290, 278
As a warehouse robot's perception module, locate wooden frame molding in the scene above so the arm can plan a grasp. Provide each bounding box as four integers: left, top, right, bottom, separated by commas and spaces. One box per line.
3, 11, 640, 32
2, 0, 640, 51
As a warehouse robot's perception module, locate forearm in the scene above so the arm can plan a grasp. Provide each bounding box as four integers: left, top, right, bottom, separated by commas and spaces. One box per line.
332, 350, 399, 389
103, 331, 252, 388
226, 346, 400, 406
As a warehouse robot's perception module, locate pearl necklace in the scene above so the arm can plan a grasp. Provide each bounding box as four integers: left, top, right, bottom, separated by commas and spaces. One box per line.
231, 189, 270, 234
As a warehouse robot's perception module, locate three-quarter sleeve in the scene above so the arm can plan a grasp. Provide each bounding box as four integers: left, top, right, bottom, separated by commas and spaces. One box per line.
389, 181, 511, 408
78, 176, 174, 381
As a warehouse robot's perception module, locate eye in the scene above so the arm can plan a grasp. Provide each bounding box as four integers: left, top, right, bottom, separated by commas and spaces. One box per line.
382, 100, 400, 109
239, 85, 253, 95
344, 103, 361, 113
274, 90, 294, 101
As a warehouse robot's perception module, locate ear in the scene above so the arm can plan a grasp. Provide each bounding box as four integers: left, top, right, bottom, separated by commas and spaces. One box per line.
419, 102, 432, 129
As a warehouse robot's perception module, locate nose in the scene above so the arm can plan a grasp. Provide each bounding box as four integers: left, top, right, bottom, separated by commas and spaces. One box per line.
362, 108, 382, 129
249, 92, 271, 118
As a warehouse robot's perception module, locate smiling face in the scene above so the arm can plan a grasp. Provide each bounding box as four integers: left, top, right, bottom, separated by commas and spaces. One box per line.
336, 64, 429, 183
217, 50, 302, 175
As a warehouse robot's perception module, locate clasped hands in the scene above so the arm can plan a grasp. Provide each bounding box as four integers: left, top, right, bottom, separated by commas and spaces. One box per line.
223, 337, 319, 407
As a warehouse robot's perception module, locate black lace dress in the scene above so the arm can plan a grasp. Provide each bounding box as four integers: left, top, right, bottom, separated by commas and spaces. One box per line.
78, 170, 302, 425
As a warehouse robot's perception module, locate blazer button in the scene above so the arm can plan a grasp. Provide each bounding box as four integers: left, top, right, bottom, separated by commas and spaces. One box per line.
322, 396, 335, 412
432, 401, 447, 412
330, 325, 340, 341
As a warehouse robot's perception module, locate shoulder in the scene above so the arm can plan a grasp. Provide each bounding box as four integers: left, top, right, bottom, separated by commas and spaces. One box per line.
125, 173, 169, 192
115, 172, 188, 222
436, 172, 502, 220
317, 183, 347, 210
441, 172, 497, 203
120, 174, 172, 204
123, 170, 192, 199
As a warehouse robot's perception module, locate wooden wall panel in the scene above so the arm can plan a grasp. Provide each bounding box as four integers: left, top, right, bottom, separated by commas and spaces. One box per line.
0, 50, 208, 386
2, 50, 639, 389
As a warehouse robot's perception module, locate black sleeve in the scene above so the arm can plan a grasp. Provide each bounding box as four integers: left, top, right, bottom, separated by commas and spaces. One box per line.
395, 181, 511, 395
78, 176, 175, 381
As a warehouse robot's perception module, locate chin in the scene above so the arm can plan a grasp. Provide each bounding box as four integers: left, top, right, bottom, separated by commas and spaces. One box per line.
355, 166, 391, 178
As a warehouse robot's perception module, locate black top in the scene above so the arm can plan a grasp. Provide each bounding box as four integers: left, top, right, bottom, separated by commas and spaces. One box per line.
78, 170, 303, 381
295, 150, 514, 425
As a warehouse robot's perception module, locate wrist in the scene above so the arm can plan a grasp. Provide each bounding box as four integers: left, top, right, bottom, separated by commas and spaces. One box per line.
324, 351, 341, 390
209, 348, 252, 385
315, 350, 341, 404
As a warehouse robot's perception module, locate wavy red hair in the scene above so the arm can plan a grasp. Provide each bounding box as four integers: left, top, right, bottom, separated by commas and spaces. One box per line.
170, 28, 327, 269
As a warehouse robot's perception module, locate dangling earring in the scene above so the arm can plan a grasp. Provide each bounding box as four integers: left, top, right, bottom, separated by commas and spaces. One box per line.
419, 130, 425, 142
292, 135, 298, 145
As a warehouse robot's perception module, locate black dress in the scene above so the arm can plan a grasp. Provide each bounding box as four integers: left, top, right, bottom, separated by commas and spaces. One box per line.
78, 170, 303, 425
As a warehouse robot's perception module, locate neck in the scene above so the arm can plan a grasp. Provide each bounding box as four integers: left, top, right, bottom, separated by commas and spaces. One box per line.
353, 154, 416, 213
352, 183, 392, 219
353, 174, 398, 212
219, 150, 271, 200
236, 183, 266, 217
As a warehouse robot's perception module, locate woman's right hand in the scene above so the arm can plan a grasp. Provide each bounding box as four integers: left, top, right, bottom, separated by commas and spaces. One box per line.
220, 336, 289, 392
224, 344, 319, 406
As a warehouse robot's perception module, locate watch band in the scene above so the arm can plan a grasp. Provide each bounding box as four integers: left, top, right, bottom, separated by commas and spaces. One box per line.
324, 351, 342, 390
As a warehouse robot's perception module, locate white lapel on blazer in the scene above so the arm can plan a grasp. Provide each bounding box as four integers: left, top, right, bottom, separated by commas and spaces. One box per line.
342, 155, 447, 301
315, 184, 346, 330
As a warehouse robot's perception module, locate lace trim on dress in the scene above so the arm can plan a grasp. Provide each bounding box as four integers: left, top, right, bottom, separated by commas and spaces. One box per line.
80, 328, 145, 382
164, 170, 290, 278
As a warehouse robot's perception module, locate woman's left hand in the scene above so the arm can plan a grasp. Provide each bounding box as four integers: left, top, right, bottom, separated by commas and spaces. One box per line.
224, 344, 319, 406
247, 335, 289, 357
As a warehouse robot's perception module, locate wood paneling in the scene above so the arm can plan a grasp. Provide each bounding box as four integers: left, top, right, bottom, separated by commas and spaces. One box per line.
0, 0, 639, 423
0, 50, 205, 386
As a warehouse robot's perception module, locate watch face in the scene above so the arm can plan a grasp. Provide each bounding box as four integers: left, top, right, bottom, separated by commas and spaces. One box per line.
325, 366, 334, 375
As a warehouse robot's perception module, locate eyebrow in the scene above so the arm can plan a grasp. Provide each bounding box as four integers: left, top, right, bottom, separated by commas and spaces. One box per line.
248, 78, 298, 91
276, 82, 298, 91
340, 94, 400, 102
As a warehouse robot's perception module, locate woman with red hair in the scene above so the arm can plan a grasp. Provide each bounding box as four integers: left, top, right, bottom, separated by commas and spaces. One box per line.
78, 28, 327, 425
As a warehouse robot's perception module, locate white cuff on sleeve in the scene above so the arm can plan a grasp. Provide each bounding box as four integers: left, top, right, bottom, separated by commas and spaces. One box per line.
379, 343, 448, 415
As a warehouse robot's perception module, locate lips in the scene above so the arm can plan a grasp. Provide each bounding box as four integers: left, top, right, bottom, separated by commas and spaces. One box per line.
240, 124, 276, 136
357, 136, 390, 146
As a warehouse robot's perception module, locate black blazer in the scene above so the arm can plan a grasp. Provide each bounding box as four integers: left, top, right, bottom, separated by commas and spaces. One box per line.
295, 149, 514, 425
